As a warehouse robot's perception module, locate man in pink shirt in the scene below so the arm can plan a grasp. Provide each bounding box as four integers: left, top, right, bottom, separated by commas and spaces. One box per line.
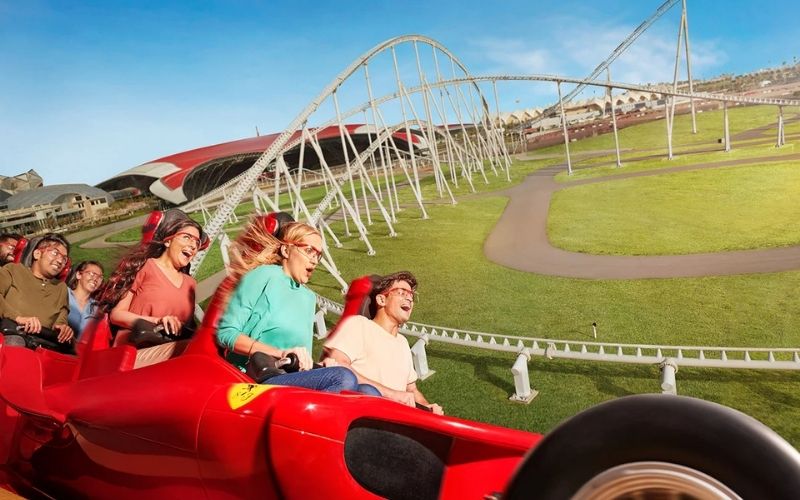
323, 271, 442, 414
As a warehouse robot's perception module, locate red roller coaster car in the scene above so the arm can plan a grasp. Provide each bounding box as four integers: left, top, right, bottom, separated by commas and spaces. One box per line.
1, 270, 800, 498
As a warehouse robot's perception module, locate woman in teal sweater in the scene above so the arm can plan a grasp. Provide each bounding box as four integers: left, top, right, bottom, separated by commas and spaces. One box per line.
217, 217, 358, 392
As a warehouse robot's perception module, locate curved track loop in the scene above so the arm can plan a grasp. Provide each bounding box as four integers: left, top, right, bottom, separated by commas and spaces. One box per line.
188, 34, 509, 276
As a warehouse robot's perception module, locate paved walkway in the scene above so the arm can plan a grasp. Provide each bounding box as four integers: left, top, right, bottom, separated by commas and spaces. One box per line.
66, 214, 149, 246
484, 153, 800, 279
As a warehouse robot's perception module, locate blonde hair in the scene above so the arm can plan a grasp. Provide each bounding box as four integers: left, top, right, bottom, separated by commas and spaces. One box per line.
216, 218, 321, 312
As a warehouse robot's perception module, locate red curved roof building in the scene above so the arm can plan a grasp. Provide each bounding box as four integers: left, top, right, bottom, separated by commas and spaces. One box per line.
97, 125, 426, 205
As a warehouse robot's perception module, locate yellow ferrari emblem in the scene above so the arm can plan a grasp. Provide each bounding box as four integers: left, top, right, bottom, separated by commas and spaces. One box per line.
227, 383, 272, 410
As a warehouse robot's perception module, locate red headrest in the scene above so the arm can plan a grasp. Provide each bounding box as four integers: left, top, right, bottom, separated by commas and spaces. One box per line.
185, 275, 239, 357
141, 210, 164, 245
241, 212, 295, 253
141, 209, 210, 251
75, 315, 113, 356
58, 257, 71, 282
263, 211, 295, 237
12, 237, 28, 264
326, 275, 381, 342
343, 275, 381, 319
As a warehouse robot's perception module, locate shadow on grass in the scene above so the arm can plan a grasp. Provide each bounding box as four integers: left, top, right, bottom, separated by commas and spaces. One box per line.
427, 346, 516, 394
427, 345, 651, 399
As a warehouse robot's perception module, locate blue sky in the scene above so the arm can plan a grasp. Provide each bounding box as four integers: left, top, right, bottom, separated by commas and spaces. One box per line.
1, 0, 798, 186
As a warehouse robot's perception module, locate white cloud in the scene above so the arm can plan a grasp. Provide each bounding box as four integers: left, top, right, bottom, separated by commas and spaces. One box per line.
469, 15, 727, 106
566, 23, 727, 85
471, 38, 556, 75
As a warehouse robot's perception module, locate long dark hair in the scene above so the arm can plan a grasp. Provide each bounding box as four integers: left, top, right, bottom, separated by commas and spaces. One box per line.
67, 260, 104, 290
95, 216, 202, 312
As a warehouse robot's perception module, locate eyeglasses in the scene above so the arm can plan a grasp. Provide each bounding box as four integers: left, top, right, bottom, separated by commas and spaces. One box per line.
384, 287, 417, 302
81, 270, 103, 281
292, 242, 323, 262
44, 247, 68, 262
173, 231, 202, 248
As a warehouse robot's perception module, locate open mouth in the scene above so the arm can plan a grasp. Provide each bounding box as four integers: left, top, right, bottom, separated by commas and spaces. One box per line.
181, 248, 196, 260
400, 303, 412, 312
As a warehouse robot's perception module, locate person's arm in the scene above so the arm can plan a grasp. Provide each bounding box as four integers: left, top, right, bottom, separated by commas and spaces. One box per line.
109, 291, 183, 334
407, 382, 443, 415
322, 345, 416, 406
0, 265, 42, 332
110, 291, 156, 326
54, 283, 70, 326
216, 267, 265, 351
0, 265, 21, 321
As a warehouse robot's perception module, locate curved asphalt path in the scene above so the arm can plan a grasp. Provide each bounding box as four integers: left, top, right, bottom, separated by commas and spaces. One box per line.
484, 153, 800, 279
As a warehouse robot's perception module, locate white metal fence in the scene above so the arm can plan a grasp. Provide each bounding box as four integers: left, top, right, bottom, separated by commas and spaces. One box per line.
314, 295, 800, 403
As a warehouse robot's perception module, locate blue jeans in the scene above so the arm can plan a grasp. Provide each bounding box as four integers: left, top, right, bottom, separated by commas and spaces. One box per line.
266, 366, 358, 393
358, 383, 381, 396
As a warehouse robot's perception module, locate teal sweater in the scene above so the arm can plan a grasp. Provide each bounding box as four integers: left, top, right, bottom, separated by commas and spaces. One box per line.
217, 264, 316, 370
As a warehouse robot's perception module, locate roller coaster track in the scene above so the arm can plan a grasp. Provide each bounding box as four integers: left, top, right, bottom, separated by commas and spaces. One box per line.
183, 72, 800, 222
533, 0, 682, 122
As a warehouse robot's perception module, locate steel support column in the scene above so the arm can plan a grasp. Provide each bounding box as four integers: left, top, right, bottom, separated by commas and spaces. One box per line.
723, 101, 731, 152
665, 95, 674, 159
557, 81, 573, 175
682, 0, 697, 133
607, 69, 622, 167
777, 106, 786, 147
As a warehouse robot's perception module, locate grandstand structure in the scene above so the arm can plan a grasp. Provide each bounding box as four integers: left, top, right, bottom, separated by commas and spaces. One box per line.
182, 0, 799, 398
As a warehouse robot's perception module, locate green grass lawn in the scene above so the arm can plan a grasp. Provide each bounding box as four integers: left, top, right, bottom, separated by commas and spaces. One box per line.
548, 161, 800, 255
552, 138, 798, 182
540, 105, 785, 157
545, 105, 799, 183
67, 241, 130, 276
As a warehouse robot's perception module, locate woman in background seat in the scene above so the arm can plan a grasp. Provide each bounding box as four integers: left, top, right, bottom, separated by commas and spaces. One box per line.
66, 260, 104, 341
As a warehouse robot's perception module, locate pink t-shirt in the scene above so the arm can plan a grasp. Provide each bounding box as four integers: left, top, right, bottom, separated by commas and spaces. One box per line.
128, 258, 196, 324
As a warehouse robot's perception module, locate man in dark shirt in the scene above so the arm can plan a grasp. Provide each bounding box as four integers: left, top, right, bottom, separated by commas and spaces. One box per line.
0, 234, 74, 347
0, 233, 20, 266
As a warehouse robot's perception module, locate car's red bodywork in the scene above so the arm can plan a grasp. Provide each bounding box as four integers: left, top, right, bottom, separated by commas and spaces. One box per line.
0, 278, 542, 499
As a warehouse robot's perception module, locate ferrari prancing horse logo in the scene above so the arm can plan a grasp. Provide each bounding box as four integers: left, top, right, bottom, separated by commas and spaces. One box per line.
227, 383, 272, 410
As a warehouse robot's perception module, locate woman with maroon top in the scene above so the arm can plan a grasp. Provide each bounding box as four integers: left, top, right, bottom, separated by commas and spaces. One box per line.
96, 210, 206, 368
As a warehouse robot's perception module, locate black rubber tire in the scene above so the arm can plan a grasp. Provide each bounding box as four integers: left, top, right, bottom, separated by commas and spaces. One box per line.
504, 394, 800, 500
